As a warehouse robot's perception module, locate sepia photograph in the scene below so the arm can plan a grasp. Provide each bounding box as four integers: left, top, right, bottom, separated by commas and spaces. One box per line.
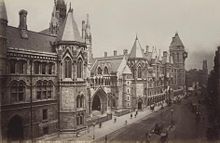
0, 0, 220, 142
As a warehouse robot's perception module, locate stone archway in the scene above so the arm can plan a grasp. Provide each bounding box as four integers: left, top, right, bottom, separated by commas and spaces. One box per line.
7, 115, 24, 141
92, 94, 101, 111
91, 88, 107, 114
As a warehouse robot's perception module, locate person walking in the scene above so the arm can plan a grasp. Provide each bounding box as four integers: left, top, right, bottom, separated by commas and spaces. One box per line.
130, 113, 133, 119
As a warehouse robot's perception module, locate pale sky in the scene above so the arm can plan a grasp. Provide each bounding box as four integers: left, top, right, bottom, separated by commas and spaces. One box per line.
4, 0, 220, 71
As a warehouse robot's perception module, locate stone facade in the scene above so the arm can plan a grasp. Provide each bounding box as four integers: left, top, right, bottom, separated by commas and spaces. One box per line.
0, 0, 188, 141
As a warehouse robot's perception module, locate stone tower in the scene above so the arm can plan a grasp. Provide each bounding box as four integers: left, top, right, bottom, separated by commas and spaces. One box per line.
0, 0, 7, 141
169, 33, 187, 88
127, 36, 147, 109
55, 7, 88, 132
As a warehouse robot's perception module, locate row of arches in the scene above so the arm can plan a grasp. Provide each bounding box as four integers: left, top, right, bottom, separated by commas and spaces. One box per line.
97, 66, 109, 75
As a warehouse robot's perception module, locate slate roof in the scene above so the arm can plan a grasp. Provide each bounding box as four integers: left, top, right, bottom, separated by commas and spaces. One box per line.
7, 26, 56, 53
170, 33, 184, 48
91, 55, 124, 74
57, 8, 83, 42
0, 0, 7, 20
129, 36, 145, 59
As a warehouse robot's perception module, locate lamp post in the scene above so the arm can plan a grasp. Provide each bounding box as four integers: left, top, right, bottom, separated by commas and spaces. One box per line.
92, 122, 95, 139
170, 108, 174, 126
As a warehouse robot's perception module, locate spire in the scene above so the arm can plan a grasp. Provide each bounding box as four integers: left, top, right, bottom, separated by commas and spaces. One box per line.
170, 32, 184, 49
0, 0, 8, 21
57, 9, 83, 42
129, 35, 145, 59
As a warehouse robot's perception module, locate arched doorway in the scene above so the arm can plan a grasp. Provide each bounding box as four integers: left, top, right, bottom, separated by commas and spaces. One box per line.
138, 99, 143, 110
7, 115, 24, 141
92, 94, 101, 111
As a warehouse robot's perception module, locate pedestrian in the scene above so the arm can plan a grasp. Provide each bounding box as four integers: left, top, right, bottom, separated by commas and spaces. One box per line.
125, 120, 128, 125
105, 135, 108, 143
135, 113, 137, 118
114, 117, 117, 123
130, 113, 133, 119
145, 132, 151, 143
99, 122, 102, 128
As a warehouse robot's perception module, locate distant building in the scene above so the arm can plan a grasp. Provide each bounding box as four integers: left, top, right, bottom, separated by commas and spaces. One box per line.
186, 60, 208, 90
0, 0, 188, 142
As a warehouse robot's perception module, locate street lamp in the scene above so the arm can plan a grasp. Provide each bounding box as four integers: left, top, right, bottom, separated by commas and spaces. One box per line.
170, 108, 174, 126
92, 122, 96, 139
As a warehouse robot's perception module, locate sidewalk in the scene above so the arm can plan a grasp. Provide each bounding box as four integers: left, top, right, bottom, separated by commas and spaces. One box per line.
44, 104, 165, 142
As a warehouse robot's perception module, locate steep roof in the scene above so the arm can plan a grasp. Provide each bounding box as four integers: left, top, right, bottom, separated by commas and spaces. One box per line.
7, 26, 56, 53
91, 55, 124, 74
129, 36, 145, 59
57, 9, 83, 42
0, 0, 7, 20
170, 33, 184, 48
117, 56, 132, 76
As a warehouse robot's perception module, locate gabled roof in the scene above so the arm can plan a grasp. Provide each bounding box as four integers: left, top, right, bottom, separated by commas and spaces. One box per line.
91, 55, 124, 74
57, 9, 83, 42
7, 26, 56, 53
170, 33, 184, 48
129, 36, 145, 59
0, 0, 7, 20
117, 56, 132, 77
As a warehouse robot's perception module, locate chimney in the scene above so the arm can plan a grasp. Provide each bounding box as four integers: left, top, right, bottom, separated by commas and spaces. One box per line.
123, 49, 128, 55
113, 50, 117, 56
19, 9, 28, 38
104, 52, 107, 57
145, 45, 149, 53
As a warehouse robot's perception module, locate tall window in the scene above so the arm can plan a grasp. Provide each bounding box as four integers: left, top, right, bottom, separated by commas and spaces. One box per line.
77, 58, 83, 78
42, 109, 48, 120
42, 81, 47, 99
137, 66, 142, 78
47, 81, 53, 98
76, 113, 84, 125
17, 61, 25, 74
97, 67, 102, 75
64, 57, 72, 78
42, 62, 46, 74
34, 61, 40, 74
104, 67, 108, 74
10, 81, 25, 103
48, 63, 53, 75
36, 81, 42, 99
10, 60, 16, 74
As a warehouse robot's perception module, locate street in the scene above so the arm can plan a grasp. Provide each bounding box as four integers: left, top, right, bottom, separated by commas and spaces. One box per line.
97, 96, 207, 143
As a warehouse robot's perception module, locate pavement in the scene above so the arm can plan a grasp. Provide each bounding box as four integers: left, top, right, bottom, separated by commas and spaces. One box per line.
42, 102, 167, 142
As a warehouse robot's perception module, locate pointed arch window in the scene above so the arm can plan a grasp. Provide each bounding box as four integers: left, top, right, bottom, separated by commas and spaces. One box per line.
9, 60, 16, 74
97, 67, 102, 75
104, 67, 109, 74
76, 95, 84, 108
137, 66, 142, 78
77, 58, 83, 78
64, 57, 72, 78
10, 81, 25, 103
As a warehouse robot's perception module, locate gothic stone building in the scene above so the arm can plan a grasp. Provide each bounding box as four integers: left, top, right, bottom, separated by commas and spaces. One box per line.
0, 0, 187, 142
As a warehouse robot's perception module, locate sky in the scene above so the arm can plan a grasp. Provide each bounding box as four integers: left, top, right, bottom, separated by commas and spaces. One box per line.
4, 0, 220, 71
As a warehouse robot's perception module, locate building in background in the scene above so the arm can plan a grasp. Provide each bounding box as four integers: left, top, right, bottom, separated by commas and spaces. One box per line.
0, 0, 188, 142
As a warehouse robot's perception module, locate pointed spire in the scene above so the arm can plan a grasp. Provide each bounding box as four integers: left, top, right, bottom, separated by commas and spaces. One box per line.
58, 9, 83, 42
170, 32, 184, 48
0, 0, 8, 21
129, 35, 145, 59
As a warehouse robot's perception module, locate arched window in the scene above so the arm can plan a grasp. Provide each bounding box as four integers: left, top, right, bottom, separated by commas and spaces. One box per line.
137, 66, 142, 78
76, 113, 84, 125
48, 63, 54, 75
104, 66, 108, 74
36, 80, 53, 100
77, 58, 83, 78
97, 67, 102, 75
10, 81, 25, 103
76, 95, 84, 108
64, 57, 72, 78
42, 81, 47, 99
